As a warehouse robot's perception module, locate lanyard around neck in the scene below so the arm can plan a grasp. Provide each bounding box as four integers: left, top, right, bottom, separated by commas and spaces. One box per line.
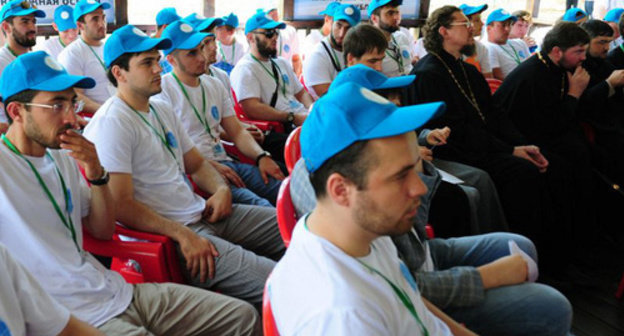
1, 134, 80, 252
499, 42, 522, 64
59, 37, 67, 48
130, 104, 179, 164
250, 54, 286, 96
385, 36, 405, 74
5, 44, 17, 57
218, 40, 236, 64
82, 38, 106, 71
171, 73, 217, 141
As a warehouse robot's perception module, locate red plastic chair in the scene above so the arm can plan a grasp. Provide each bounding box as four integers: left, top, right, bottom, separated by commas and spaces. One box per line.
231, 89, 285, 133
284, 126, 301, 173
221, 140, 255, 165
276, 177, 298, 247
263, 276, 280, 336
486, 78, 503, 94
617, 272, 624, 299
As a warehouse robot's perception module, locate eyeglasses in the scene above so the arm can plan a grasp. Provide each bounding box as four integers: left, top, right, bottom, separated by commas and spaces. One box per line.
449, 21, 472, 28
2, 1, 37, 20
23, 101, 85, 115
253, 29, 278, 39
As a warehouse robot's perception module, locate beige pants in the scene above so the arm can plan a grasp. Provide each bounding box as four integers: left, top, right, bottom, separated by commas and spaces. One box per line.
98, 283, 261, 336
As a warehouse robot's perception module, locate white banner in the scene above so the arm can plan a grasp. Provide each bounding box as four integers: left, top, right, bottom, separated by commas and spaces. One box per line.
0, 0, 116, 24
293, 0, 420, 20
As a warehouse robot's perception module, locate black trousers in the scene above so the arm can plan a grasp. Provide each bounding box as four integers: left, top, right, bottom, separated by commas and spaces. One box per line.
428, 181, 472, 238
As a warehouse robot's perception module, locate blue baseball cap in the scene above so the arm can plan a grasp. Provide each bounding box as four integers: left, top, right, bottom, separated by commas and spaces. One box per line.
332, 4, 361, 27
604, 8, 624, 22
486, 8, 517, 25
562, 8, 587, 22
368, 0, 403, 17
329, 64, 415, 91
245, 11, 286, 35
104, 25, 172, 67
319, 2, 340, 16
162, 20, 209, 56
156, 7, 180, 26
0, 0, 45, 22
54, 5, 76, 32
459, 4, 488, 17
73, 0, 111, 23
184, 13, 223, 32
220, 12, 239, 28
0, 51, 95, 101
302, 82, 443, 172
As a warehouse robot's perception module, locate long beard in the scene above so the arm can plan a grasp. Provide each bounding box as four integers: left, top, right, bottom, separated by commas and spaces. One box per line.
460, 43, 476, 57
13, 30, 36, 48
256, 36, 277, 58
378, 20, 399, 34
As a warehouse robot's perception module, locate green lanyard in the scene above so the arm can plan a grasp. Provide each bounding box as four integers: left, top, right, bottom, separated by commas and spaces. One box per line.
1, 134, 81, 253
130, 104, 179, 164
5, 44, 17, 57
499, 42, 522, 65
250, 54, 287, 96
59, 37, 66, 48
217, 40, 235, 64
278, 32, 283, 56
82, 38, 106, 71
385, 36, 405, 74
171, 73, 217, 141
619, 43, 624, 54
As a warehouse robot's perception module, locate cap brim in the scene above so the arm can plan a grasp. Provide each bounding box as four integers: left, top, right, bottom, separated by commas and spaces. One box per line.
377, 74, 416, 90
165, 32, 209, 55
260, 21, 286, 30
197, 18, 223, 31
332, 15, 357, 27
131, 37, 172, 53
465, 4, 488, 16
9, 8, 46, 19
362, 102, 445, 141
32, 73, 96, 92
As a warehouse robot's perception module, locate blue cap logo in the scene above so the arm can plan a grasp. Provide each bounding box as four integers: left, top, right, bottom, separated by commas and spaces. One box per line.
282, 73, 290, 85
180, 23, 193, 33
402, 50, 410, 59
61, 11, 69, 19
344, 7, 355, 16
44, 56, 63, 71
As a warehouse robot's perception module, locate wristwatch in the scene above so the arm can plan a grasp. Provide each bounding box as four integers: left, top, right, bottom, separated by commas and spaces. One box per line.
255, 151, 272, 166
88, 167, 110, 186
286, 112, 295, 123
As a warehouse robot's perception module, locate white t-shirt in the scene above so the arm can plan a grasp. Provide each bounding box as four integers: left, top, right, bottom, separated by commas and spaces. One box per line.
231, 54, 306, 114
382, 31, 414, 77
485, 39, 531, 78
58, 38, 114, 104
0, 244, 70, 336
277, 25, 301, 66
84, 96, 205, 225
414, 37, 427, 59
269, 216, 452, 336
208, 64, 232, 94
0, 46, 16, 124
0, 143, 132, 327
303, 37, 345, 99
39, 36, 65, 60
156, 73, 234, 162
216, 38, 248, 67
302, 29, 324, 61
399, 26, 417, 56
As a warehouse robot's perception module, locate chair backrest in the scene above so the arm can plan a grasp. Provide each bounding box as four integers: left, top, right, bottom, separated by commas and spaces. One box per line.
276, 177, 298, 247
486, 78, 503, 94
284, 126, 302, 173
263, 277, 280, 336
231, 88, 285, 133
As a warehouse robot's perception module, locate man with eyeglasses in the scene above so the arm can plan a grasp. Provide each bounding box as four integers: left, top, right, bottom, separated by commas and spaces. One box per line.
302, 3, 360, 99
39, 5, 78, 61
58, 0, 113, 116
214, 13, 247, 75
458, 4, 493, 78
266, 7, 302, 77
369, 0, 415, 77
230, 11, 313, 130
484, 9, 531, 80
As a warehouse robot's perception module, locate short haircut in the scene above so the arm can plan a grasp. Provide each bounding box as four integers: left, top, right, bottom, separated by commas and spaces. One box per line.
541, 21, 590, 54
106, 52, 139, 87
423, 5, 459, 55
619, 11, 624, 36
371, 0, 402, 18
580, 19, 614, 38
343, 23, 387, 63
512, 10, 532, 23
3, 89, 37, 124
309, 140, 376, 198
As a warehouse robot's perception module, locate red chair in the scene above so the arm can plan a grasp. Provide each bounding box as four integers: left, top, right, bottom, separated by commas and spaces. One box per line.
231, 89, 285, 133
263, 276, 280, 336
276, 177, 298, 247
486, 78, 503, 94
221, 140, 255, 165
284, 126, 302, 173
617, 272, 624, 299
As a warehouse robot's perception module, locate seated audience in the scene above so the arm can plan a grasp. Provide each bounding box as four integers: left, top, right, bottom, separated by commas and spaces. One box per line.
484, 9, 531, 80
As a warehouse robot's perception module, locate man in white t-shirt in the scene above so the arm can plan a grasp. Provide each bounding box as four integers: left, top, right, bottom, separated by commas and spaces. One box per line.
84, 24, 285, 310
267, 7, 303, 76
0, 0, 45, 133
40, 5, 78, 60
231, 11, 313, 129
0, 50, 260, 335
58, 0, 113, 115
303, 4, 360, 98
369, 0, 415, 77
484, 9, 531, 80
269, 83, 478, 335
302, 2, 339, 61
459, 3, 493, 78
214, 13, 248, 74
157, 20, 284, 207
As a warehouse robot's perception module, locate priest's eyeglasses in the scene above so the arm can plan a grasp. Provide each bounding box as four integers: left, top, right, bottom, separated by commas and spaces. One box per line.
449, 21, 472, 29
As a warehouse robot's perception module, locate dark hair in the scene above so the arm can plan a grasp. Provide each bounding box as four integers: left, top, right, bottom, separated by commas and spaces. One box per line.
371, 0, 402, 18
106, 52, 139, 87
423, 6, 459, 54
156, 24, 165, 31
343, 23, 387, 63
77, 16, 85, 24
580, 19, 613, 38
619, 11, 624, 36
310, 140, 376, 198
512, 10, 532, 23
3, 89, 37, 124
541, 22, 590, 53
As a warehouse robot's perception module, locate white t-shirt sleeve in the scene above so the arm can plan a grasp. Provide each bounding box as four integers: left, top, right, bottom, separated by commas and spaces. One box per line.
231, 62, 263, 101
282, 58, 304, 94
86, 114, 135, 174
303, 43, 335, 89
58, 47, 82, 76
79, 172, 91, 218
477, 42, 492, 73
293, 309, 388, 336
485, 43, 501, 69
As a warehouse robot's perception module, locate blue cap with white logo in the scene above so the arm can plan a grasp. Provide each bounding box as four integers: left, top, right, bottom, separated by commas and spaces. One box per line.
73, 0, 111, 24
245, 11, 286, 35
104, 25, 172, 67
54, 5, 76, 32
367, 0, 403, 17
562, 7, 587, 22
184, 13, 223, 32
301, 82, 444, 172
459, 4, 488, 17
329, 64, 415, 92
221, 12, 239, 28
604, 8, 624, 22
156, 7, 181, 26
162, 20, 209, 56
319, 2, 340, 16
0, 51, 95, 101
332, 4, 361, 27
486, 8, 517, 25
0, 0, 45, 22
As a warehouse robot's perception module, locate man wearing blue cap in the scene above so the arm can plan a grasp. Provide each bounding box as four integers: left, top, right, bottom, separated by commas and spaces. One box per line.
40, 5, 78, 60
562, 7, 589, 23
458, 4, 493, 78
303, 3, 360, 98
484, 8, 531, 80
604, 8, 624, 48
0, 50, 259, 335
214, 12, 248, 74
58, 0, 112, 116
369, 0, 414, 77
84, 24, 285, 311
302, 2, 340, 60
267, 7, 303, 76
231, 11, 313, 129
156, 20, 285, 207
154, 7, 180, 38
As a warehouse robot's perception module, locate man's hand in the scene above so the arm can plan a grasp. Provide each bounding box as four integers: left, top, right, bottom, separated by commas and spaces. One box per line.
419, 146, 434, 161
567, 65, 590, 98
523, 36, 537, 48
513, 145, 549, 173
176, 227, 219, 282
293, 113, 307, 126
258, 156, 285, 183
607, 69, 624, 88
426, 127, 451, 146
478, 254, 528, 289
203, 186, 233, 222
245, 124, 265, 144
59, 129, 104, 180
209, 160, 245, 188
